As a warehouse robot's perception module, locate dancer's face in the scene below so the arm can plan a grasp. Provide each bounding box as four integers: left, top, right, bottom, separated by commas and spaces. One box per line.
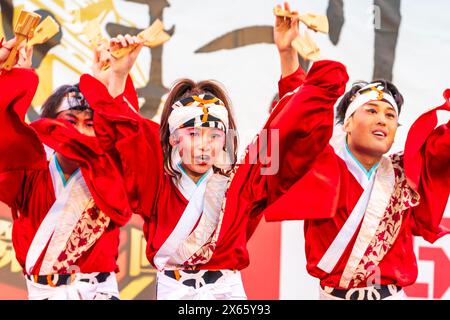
171, 127, 226, 178
345, 100, 398, 157
56, 109, 95, 137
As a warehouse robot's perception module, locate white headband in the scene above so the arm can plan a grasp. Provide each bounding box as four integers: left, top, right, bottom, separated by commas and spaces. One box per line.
56, 96, 90, 114
168, 94, 229, 135
344, 82, 399, 125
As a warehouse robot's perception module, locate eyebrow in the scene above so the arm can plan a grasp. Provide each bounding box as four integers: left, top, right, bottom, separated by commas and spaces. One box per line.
62, 113, 93, 120
62, 113, 77, 119
365, 102, 396, 112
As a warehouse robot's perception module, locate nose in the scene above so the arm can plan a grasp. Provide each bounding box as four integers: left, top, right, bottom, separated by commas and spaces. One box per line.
77, 124, 95, 136
376, 113, 387, 126
198, 132, 211, 151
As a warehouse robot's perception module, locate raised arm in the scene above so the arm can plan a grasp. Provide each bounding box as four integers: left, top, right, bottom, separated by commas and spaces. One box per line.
404, 90, 450, 242
235, 10, 348, 233
0, 38, 47, 208
266, 4, 348, 201
80, 35, 163, 217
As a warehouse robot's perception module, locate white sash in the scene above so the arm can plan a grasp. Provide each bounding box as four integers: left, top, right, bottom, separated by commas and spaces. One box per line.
153, 167, 213, 270
317, 136, 394, 279
26, 272, 119, 300
339, 156, 395, 287
25, 156, 91, 275
156, 270, 246, 300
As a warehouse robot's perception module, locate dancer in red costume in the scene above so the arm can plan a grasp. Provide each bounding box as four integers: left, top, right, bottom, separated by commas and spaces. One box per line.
264, 2, 450, 300
81, 4, 348, 299
0, 35, 143, 299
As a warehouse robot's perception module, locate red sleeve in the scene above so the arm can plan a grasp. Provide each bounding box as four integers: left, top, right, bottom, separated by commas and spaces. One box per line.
405, 89, 450, 242
30, 118, 134, 227
123, 75, 140, 112
0, 68, 47, 208
278, 66, 306, 99
0, 171, 25, 210
0, 68, 47, 171
231, 60, 347, 230
79, 74, 164, 218
270, 66, 307, 113
266, 60, 348, 202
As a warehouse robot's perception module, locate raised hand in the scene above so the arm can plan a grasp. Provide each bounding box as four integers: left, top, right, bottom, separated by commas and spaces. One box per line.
274, 2, 300, 77
109, 34, 144, 77
16, 45, 33, 69
107, 34, 144, 98
91, 42, 111, 87
0, 38, 16, 69
274, 2, 300, 54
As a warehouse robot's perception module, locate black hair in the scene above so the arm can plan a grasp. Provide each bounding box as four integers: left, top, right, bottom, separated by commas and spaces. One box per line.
40, 84, 90, 119
336, 79, 404, 125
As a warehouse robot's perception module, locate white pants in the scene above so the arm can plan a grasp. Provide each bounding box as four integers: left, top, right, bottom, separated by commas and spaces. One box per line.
26, 272, 120, 300
157, 270, 247, 300
319, 285, 406, 300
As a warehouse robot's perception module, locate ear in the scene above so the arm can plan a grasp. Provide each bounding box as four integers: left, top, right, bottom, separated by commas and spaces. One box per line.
343, 117, 353, 134
169, 134, 179, 147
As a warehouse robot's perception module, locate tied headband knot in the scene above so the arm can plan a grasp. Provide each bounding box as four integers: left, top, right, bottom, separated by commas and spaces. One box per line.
344, 82, 399, 126
370, 86, 384, 100
169, 94, 229, 135
56, 90, 91, 114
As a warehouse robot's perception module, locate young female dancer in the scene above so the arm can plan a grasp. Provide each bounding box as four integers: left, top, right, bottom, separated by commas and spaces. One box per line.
80, 4, 349, 299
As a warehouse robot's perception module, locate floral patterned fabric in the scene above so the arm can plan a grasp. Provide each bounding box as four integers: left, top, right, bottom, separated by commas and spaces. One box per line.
52, 198, 110, 274
351, 152, 420, 286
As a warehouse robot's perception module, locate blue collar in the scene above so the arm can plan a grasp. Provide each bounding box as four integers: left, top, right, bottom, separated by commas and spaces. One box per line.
177, 163, 210, 186
54, 155, 80, 187
345, 142, 380, 179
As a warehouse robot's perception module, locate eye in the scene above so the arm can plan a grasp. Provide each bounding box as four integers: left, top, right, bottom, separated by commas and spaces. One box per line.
367, 108, 377, 114
86, 123, 94, 128
189, 131, 199, 137
67, 119, 76, 125
386, 113, 396, 119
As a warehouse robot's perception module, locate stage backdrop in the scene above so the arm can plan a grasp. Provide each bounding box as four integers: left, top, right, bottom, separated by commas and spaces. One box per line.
0, 0, 449, 299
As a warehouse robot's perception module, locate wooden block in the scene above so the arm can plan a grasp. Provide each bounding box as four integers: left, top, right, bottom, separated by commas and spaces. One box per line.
291, 31, 321, 62
273, 7, 297, 18
299, 13, 329, 34
273, 6, 329, 34
27, 16, 60, 48
2, 10, 41, 70
110, 19, 170, 59
83, 19, 170, 70
83, 20, 108, 49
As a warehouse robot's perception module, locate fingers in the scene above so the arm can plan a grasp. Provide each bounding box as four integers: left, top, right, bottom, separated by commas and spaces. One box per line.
0, 37, 17, 62
291, 15, 300, 29
93, 47, 102, 64
15, 46, 32, 68
275, 3, 299, 28
2, 37, 17, 50
284, 1, 291, 12
275, 4, 284, 26
25, 45, 33, 62
110, 34, 142, 49
95, 43, 111, 67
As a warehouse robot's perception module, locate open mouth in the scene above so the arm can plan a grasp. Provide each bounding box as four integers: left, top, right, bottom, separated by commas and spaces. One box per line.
372, 129, 387, 138
194, 155, 211, 165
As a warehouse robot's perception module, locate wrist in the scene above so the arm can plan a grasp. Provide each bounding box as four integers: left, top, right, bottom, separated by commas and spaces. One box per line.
111, 69, 129, 79
278, 47, 297, 57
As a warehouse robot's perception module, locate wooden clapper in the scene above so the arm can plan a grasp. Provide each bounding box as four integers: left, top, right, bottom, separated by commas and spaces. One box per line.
273, 7, 329, 61
2, 10, 60, 70
26, 16, 60, 48
83, 19, 171, 70
2, 11, 41, 70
